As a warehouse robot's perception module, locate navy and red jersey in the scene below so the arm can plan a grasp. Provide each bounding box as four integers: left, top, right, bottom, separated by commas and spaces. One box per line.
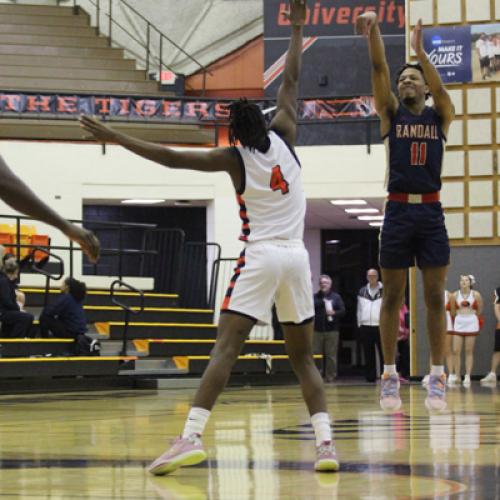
383, 104, 446, 194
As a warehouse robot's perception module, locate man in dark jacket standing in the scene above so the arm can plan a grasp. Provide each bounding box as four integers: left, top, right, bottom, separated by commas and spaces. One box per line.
313, 274, 346, 382
0, 260, 33, 337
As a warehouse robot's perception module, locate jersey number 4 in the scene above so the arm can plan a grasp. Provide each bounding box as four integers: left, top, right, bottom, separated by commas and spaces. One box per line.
270, 165, 290, 195
410, 142, 427, 166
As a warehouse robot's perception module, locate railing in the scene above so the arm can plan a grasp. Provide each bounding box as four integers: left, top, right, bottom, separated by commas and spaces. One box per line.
139, 228, 185, 293
209, 257, 273, 340
110, 279, 144, 356
29, 247, 64, 310
0, 213, 223, 306
69, 0, 210, 95
179, 242, 221, 309
0, 214, 158, 281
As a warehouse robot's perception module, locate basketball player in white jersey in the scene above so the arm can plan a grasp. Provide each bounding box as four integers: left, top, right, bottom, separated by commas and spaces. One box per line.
81, 0, 338, 474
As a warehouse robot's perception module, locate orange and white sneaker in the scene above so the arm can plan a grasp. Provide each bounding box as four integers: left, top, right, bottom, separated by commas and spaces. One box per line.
380, 373, 402, 412
425, 373, 447, 411
148, 434, 207, 476
314, 440, 339, 472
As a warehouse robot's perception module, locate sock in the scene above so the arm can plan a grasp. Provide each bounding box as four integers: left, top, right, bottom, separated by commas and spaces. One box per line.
182, 407, 211, 438
431, 365, 444, 376
311, 412, 332, 446
383, 364, 397, 375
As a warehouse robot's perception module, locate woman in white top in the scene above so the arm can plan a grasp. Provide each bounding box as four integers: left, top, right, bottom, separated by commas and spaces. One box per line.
449, 275, 483, 387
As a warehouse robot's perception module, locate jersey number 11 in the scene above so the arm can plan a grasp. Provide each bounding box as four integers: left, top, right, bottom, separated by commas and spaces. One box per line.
411, 142, 427, 166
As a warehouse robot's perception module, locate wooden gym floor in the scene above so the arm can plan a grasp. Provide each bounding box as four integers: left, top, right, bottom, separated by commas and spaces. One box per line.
0, 383, 497, 499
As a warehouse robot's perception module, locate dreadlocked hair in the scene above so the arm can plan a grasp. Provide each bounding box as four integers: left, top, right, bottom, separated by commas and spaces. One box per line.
229, 99, 268, 151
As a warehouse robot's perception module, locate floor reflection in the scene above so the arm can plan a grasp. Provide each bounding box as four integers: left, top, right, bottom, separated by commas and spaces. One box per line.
0, 385, 496, 498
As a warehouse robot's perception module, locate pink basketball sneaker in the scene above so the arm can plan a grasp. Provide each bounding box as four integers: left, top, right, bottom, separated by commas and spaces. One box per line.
314, 440, 340, 472
425, 373, 447, 411
380, 373, 402, 411
148, 434, 207, 476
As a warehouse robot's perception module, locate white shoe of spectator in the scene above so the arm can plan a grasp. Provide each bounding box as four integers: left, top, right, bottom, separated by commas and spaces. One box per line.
447, 374, 458, 386
480, 372, 497, 385
421, 374, 430, 386
462, 374, 471, 387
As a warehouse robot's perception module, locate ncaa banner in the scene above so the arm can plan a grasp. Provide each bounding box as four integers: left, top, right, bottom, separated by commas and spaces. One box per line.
423, 26, 472, 83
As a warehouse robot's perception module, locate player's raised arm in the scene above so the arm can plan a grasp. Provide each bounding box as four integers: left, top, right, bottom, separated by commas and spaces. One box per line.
269, 0, 307, 147
80, 116, 241, 187
411, 19, 455, 135
355, 12, 398, 134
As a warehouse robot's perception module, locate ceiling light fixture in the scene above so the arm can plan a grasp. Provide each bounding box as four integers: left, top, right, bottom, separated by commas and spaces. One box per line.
358, 215, 385, 221
369, 222, 383, 227
345, 208, 379, 214
121, 199, 165, 205
330, 199, 368, 206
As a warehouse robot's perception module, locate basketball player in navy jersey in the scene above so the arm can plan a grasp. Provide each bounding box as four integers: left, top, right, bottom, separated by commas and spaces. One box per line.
356, 15, 454, 411
81, 0, 339, 473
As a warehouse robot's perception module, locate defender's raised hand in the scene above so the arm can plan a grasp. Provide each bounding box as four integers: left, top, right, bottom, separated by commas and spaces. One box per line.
80, 115, 118, 143
355, 11, 377, 36
283, 0, 307, 27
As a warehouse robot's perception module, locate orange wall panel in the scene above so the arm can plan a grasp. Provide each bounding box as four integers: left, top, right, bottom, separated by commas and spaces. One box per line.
186, 36, 264, 97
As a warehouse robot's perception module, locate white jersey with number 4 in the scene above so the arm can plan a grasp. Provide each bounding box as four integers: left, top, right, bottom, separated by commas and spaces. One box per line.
235, 130, 305, 242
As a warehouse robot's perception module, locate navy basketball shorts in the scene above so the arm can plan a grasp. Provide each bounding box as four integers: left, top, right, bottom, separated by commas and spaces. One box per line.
495, 329, 500, 352
379, 201, 450, 269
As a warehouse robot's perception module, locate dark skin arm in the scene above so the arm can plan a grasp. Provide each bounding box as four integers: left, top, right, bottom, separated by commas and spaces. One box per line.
411, 19, 454, 136
0, 156, 99, 262
80, 117, 242, 191
269, 0, 307, 147
355, 11, 399, 137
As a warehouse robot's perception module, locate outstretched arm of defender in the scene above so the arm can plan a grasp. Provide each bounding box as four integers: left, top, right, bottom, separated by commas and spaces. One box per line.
412, 19, 454, 133
80, 116, 239, 176
356, 12, 398, 124
0, 156, 99, 262
269, 0, 306, 146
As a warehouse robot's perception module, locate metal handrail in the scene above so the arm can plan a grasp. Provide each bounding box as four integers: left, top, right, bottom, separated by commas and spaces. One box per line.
70, 0, 210, 94
110, 279, 144, 356
0, 214, 158, 279
29, 248, 65, 310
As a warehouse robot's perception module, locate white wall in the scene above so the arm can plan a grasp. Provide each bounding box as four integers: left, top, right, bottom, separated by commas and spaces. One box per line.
0, 141, 386, 287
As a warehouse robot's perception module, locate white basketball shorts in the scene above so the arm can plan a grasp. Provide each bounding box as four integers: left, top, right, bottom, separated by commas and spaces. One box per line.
221, 239, 314, 325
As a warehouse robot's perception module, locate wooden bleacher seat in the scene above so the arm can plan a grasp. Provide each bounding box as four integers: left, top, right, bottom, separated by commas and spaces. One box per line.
0, 356, 136, 377
174, 355, 323, 375
144, 339, 287, 357
0, 338, 74, 357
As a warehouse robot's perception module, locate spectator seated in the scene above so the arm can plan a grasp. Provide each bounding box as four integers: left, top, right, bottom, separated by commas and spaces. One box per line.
0, 259, 34, 338
39, 277, 99, 356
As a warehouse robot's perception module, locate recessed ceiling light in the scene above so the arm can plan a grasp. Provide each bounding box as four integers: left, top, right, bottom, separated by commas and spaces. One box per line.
330, 199, 367, 206
121, 199, 165, 205
326, 240, 340, 244
358, 215, 385, 221
345, 208, 379, 214
369, 222, 383, 227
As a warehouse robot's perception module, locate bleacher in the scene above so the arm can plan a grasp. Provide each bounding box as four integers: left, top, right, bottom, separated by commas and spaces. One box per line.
0, 284, 321, 390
